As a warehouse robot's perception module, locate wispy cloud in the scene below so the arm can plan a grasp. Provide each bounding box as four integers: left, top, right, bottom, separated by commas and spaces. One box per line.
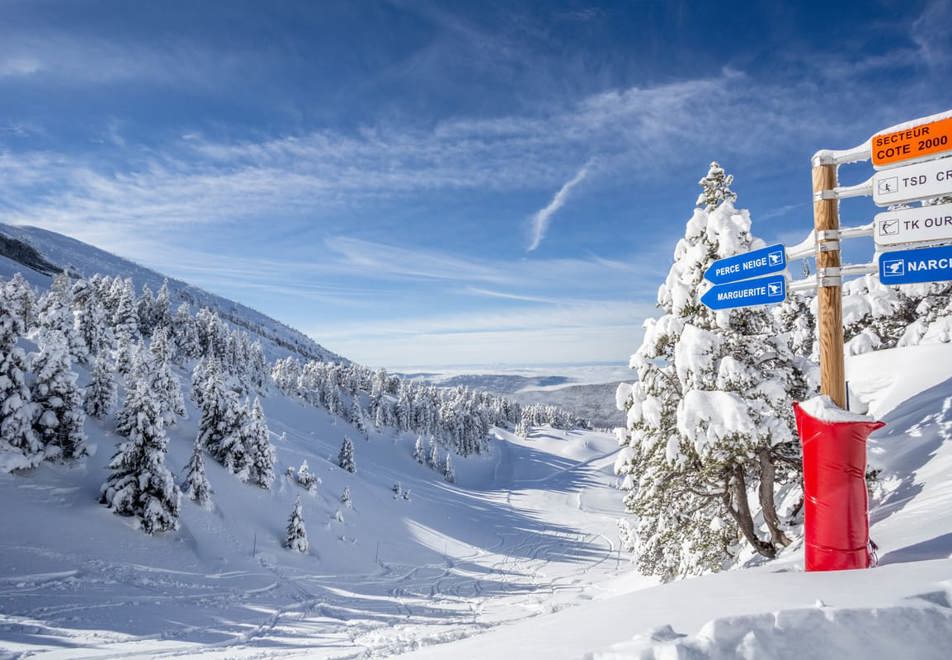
527, 160, 592, 251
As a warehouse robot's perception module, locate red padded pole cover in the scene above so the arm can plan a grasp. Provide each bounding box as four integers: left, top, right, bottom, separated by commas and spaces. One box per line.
793, 402, 885, 572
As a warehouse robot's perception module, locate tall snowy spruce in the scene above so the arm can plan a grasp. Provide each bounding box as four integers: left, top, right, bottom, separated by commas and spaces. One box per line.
101, 381, 181, 534
84, 354, 118, 418
0, 288, 42, 472
616, 164, 809, 580
147, 327, 185, 426
242, 397, 275, 488
181, 438, 213, 509
338, 436, 356, 473
30, 330, 87, 462
196, 360, 247, 478
285, 496, 309, 553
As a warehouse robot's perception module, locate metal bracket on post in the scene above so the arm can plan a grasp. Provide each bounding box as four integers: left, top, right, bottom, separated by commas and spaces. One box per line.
818, 266, 842, 287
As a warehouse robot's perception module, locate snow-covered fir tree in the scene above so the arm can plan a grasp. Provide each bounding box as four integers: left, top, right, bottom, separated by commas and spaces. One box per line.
350, 397, 367, 437
284, 497, 308, 552
413, 436, 425, 464
0, 289, 42, 471
443, 453, 455, 483
242, 397, 275, 489
616, 165, 808, 580
338, 436, 355, 473
146, 328, 185, 426
73, 281, 114, 360
515, 418, 529, 440
84, 354, 118, 418
196, 360, 247, 478
36, 274, 87, 364
340, 486, 352, 509
137, 283, 155, 337
427, 439, 439, 469
696, 161, 737, 212
4, 273, 37, 331
181, 438, 213, 509
153, 280, 172, 332
101, 381, 181, 534
30, 330, 87, 462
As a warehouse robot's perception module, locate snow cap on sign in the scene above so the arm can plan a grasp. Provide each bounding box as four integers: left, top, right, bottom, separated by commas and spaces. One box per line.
798, 395, 877, 423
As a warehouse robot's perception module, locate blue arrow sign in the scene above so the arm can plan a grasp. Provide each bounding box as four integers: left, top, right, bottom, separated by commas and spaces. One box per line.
704, 244, 787, 285
879, 243, 952, 285
701, 274, 787, 310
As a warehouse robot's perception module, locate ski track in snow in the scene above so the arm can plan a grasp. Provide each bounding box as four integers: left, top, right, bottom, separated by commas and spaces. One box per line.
0, 428, 630, 659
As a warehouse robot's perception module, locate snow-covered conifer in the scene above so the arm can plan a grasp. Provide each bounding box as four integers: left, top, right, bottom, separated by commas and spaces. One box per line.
147, 329, 185, 426
181, 438, 213, 509
242, 397, 275, 489
84, 354, 118, 418
350, 397, 367, 437
153, 280, 172, 331
137, 283, 155, 336
696, 161, 737, 212
284, 497, 308, 552
340, 486, 352, 509
617, 165, 807, 580
427, 439, 439, 469
338, 436, 356, 473
442, 454, 455, 483
5, 273, 37, 331
30, 330, 87, 462
413, 436, 425, 464
198, 365, 247, 478
101, 381, 181, 533
0, 293, 41, 471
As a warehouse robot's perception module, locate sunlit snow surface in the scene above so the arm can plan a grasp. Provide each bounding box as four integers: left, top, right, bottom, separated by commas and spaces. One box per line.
3, 344, 952, 658
0, 367, 638, 658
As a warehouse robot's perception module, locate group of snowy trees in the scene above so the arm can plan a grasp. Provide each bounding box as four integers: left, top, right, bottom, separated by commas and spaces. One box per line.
516, 404, 587, 439
272, 358, 578, 460
1, 273, 88, 472
413, 435, 455, 482
0, 269, 282, 536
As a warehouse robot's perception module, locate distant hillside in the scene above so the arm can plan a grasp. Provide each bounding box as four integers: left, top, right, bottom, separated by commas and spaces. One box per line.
0, 223, 342, 364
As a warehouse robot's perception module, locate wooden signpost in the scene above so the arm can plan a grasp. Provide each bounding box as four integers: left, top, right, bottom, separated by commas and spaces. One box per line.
701, 109, 952, 410
811, 110, 952, 407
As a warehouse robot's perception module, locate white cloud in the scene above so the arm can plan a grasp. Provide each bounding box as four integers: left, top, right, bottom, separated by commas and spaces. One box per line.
527, 161, 591, 251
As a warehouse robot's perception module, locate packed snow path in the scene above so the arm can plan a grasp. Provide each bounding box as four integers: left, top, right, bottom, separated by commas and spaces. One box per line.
0, 414, 636, 659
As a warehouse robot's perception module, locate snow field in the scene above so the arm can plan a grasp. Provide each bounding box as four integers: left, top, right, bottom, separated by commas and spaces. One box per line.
0, 359, 636, 658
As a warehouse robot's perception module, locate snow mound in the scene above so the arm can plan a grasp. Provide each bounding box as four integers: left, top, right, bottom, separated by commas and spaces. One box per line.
592, 602, 952, 660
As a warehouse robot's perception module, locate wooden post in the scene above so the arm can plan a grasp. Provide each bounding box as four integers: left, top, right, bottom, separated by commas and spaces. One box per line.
812, 162, 847, 408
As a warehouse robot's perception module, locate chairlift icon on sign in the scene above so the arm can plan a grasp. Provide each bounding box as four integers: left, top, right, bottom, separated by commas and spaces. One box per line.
767, 250, 783, 267
882, 259, 904, 277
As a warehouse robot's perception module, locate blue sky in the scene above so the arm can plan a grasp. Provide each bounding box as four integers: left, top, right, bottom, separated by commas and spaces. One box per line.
1, 0, 950, 368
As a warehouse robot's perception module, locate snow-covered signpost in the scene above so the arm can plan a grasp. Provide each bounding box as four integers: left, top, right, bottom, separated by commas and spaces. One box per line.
797, 109, 952, 572
698, 109, 952, 572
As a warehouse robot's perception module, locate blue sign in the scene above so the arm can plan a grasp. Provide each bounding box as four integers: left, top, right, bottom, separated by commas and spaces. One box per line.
879, 244, 952, 285
704, 244, 787, 285
701, 274, 787, 310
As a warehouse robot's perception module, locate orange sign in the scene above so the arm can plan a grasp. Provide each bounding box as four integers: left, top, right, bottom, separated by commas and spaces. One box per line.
872, 115, 952, 168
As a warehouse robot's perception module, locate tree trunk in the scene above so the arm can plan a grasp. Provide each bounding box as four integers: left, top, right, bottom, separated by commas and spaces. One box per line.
758, 450, 792, 547
724, 465, 776, 559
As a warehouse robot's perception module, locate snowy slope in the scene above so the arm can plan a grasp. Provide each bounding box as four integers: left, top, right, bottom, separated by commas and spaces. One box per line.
0, 223, 341, 364
401, 344, 952, 659
0, 356, 634, 658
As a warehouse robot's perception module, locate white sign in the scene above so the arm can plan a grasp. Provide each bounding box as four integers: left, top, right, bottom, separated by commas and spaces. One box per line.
873, 157, 952, 207
874, 202, 952, 247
